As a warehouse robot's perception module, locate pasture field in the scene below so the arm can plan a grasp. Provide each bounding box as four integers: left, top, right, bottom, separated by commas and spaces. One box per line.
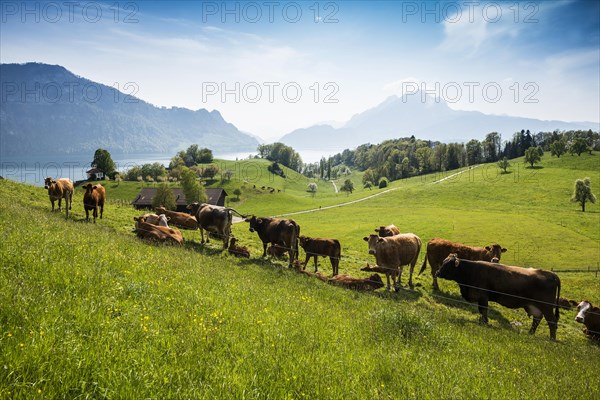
1, 153, 599, 399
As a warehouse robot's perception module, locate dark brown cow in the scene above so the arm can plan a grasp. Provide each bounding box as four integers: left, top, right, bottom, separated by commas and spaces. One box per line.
328, 273, 384, 291
363, 233, 422, 291
44, 177, 74, 219
83, 183, 105, 223
419, 238, 507, 290
133, 216, 184, 245
298, 236, 341, 275
437, 254, 561, 340
187, 202, 233, 249
228, 238, 250, 258
575, 301, 600, 340
245, 216, 299, 267
155, 207, 198, 230
374, 224, 400, 237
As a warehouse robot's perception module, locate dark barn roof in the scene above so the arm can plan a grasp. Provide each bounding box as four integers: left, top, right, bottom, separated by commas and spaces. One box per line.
131, 187, 228, 211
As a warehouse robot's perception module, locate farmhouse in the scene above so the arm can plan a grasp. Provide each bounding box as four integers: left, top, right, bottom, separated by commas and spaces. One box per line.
86, 168, 105, 180
131, 188, 228, 211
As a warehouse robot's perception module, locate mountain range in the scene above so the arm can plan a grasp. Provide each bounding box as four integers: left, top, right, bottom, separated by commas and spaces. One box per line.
0, 63, 260, 157
279, 93, 599, 151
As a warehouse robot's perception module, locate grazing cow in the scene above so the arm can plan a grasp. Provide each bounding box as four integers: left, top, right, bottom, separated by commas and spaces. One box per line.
155, 207, 198, 230
83, 183, 105, 223
437, 254, 561, 340
363, 233, 422, 291
575, 301, 600, 340
187, 202, 233, 249
374, 224, 400, 237
298, 236, 341, 275
419, 238, 507, 290
245, 216, 300, 267
267, 244, 287, 258
133, 216, 184, 245
44, 177, 74, 219
228, 238, 250, 258
328, 273, 384, 291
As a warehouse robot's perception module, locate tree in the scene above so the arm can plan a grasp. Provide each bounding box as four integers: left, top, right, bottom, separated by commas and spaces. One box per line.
307, 182, 318, 194
181, 167, 207, 204
340, 179, 354, 195
201, 164, 220, 180
327, 158, 332, 180
550, 139, 567, 158
222, 170, 234, 182
363, 181, 373, 190
378, 177, 388, 189
466, 139, 482, 166
569, 138, 589, 156
524, 146, 541, 167
233, 188, 242, 200
185, 145, 213, 166
497, 157, 511, 174
91, 149, 116, 178
152, 183, 176, 210
571, 178, 597, 212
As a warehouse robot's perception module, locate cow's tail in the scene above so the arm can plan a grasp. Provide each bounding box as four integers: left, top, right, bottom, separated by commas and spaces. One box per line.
227, 207, 248, 219
554, 276, 561, 322
418, 252, 428, 275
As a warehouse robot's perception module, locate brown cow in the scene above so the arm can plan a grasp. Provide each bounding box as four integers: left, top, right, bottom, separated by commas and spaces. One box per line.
437, 254, 561, 340
419, 238, 507, 290
575, 301, 600, 340
245, 216, 299, 267
228, 238, 250, 258
187, 202, 233, 249
375, 224, 400, 237
44, 177, 74, 219
328, 273, 384, 291
292, 261, 329, 282
83, 183, 105, 223
267, 244, 287, 258
363, 233, 422, 291
298, 236, 341, 275
155, 207, 198, 230
133, 216, 184, 245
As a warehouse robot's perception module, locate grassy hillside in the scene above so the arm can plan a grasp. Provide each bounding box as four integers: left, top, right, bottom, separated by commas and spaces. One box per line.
1, 153, 599, 399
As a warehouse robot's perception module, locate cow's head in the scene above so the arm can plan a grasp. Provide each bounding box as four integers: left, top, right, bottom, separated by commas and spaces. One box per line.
298, 235, 310, 248
83, 183, 94, 193
575, 300, 592, 323
485, 244, 507, 260
363, 234, 381, 255
437, 253, 460, 279
44, 177, 55, 190
375, 224, 398, 237
245, 216, 261, 232
368, 274, 384, 290
157, 214, 170, 227
187, 202, 208, 215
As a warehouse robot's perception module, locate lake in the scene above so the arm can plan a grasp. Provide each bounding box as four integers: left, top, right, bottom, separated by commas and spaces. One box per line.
0, 149, 337, 186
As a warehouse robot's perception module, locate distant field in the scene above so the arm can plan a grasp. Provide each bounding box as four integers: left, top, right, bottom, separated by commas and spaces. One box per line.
1, 153, 599, 399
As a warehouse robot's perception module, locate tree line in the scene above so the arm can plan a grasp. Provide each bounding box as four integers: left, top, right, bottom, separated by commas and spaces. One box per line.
310, 129, 599, 187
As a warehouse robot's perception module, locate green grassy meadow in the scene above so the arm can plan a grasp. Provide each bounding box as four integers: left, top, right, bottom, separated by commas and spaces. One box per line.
1, 153, 599, 399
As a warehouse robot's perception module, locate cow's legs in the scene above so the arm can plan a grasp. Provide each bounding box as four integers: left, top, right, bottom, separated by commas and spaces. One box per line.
200, 228, 206, 243
85, 208, 90, 222
262, 242, 268, 257
432, 271, 440, 291
408, 261, 416, 289
330, 257, 339, 276
57, 198, 62, 211
394, 267, 402, 292
543, 308, 558, 340
385, 272, 392, 291
313, 255, 318, 272
478, 300, 489, 324
93, 206, 98, 223
525, 305, 544, 336
99, 204, 103, 219
303, 254, 311, 269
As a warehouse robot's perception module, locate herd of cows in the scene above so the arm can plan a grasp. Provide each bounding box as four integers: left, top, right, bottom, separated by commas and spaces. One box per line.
43, 177, 599, 342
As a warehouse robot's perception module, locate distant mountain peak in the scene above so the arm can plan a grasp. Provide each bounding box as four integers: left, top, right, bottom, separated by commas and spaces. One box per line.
0, 62, 259, 156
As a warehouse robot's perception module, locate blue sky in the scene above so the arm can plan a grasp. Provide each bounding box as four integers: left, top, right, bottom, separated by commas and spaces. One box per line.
1, 0, 598, 140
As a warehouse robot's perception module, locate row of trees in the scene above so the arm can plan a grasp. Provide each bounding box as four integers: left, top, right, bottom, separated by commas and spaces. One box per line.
317, 129, 598, 186
257, 142, 302, 172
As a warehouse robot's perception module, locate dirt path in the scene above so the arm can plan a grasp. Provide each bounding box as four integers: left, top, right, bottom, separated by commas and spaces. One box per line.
232, 166, 479, 222
331, 180, 338, 193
